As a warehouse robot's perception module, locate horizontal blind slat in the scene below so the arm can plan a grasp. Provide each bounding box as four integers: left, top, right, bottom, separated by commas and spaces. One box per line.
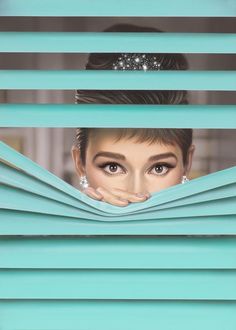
1, 70, 236, 90
1, 269, 236, 300
2, 159, 235, 210
1, 237, 236, 269
1, 32, 236, 53
0, 300, 235, 330
1, 141, 236, 214
1, 183, 235, 220
1, 211, 236, 235
1, 104, 236, 128
1, 0, 236, 17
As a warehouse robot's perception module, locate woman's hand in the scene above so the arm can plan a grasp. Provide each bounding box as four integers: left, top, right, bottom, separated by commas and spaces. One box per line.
83, 186, 150, 207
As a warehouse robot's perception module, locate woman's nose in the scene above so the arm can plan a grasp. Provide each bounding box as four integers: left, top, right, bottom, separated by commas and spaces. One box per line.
127, 174, 147, 195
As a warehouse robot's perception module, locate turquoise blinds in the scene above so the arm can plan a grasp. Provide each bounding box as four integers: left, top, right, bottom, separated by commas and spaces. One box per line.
1, 0, 236, 16
0, 1, 236, 127
1, 140, 236, 234
0, 2, 236, 330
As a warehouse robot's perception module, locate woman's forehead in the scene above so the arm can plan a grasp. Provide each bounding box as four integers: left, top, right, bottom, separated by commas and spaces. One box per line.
89, 128, 176, 144
87, 128, 182, 156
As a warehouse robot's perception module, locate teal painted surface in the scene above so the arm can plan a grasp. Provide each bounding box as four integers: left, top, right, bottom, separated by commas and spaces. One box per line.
1, 211, 236, 235
0, 142, 87, 208
1, 6, 236, 328
1, 142, 236, 222
1, 183, 236, 220
1, 146, 236, 328
0, 160, 94, 213
1, 161, 236, 218
1, 104, 236, 128
1, 70, 236, 90
0, 301, 236, 330
1, 237, 236, 269
1, 0, 236, 17
1, 269, 236, 300
1, 32, 236, 53
2, 141, 236, 209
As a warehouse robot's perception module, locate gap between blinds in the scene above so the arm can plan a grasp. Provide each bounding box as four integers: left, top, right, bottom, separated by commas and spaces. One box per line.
0, 2, 236, 330
0, 0, 236, 219
0, 1, 236, 126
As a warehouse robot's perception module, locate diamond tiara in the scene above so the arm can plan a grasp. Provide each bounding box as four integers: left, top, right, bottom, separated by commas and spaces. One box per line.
112, 53, 161, 71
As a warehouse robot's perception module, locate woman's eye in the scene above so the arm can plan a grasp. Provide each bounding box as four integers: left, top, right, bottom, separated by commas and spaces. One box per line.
149, 164, 170, 175
101, 163, 125, 175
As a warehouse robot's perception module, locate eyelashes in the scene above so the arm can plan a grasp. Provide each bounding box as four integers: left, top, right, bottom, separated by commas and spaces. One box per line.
97, 161, 176, 176
97, 162, 126, 175
148, 162, 175, 175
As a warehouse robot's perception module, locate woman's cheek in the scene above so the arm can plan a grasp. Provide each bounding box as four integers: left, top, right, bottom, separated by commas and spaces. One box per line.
87, 168, 127, 190
167, 167, 183, 185
86, 168, 106, 188
85, 166, 114, 189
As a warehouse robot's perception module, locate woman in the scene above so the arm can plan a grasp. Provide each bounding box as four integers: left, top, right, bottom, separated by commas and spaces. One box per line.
72, 23, 195, 206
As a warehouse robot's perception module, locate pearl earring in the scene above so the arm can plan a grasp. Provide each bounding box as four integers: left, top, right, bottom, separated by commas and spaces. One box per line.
181, 175, 189, 184
79, 175, 89, 189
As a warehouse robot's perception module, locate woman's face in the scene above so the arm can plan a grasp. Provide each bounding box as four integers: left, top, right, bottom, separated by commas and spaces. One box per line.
72, 129, 195, 195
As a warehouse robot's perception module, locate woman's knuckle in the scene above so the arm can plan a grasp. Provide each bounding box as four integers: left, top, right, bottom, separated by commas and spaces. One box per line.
96, 186, 105, 194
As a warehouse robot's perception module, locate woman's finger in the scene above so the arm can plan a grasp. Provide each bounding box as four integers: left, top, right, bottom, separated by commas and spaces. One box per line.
109, 188, 150, 203
96, 187, 129, 207
83, 186, 103, 200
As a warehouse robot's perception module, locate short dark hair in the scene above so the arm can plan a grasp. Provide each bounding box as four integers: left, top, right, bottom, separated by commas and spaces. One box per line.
75, 23, 189, 105
75, 23, 192, 167
75, 128, 193, 166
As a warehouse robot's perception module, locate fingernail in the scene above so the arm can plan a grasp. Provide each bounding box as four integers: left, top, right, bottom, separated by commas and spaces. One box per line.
119, 198, 129, 203
136, 193, 146, 198
94, 189, 103, 197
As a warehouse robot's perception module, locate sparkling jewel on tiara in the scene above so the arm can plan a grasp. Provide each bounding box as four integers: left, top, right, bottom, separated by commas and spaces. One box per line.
112, 53, 161, 71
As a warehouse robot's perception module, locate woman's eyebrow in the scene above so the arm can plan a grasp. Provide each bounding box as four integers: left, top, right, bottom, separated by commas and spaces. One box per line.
93, 151, 126, 162
148, 152, 177, 162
